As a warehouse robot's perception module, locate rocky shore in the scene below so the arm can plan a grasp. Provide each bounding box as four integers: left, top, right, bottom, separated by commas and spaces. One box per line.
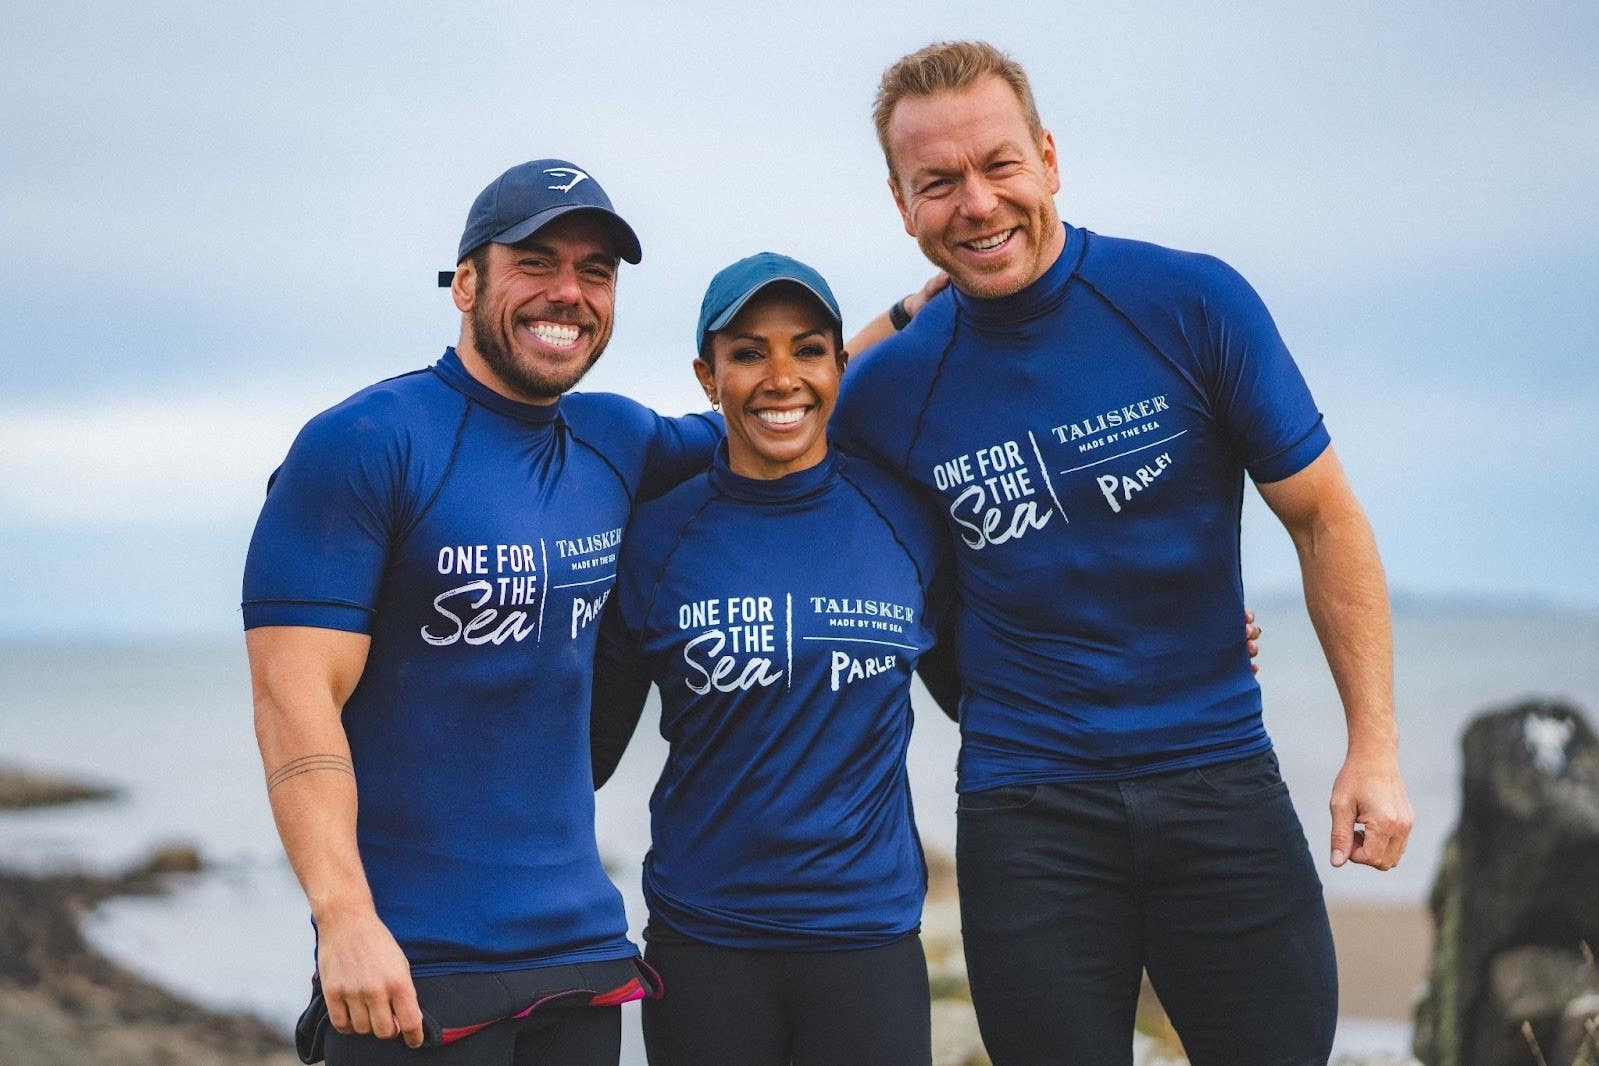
0, 765, 298, 1066
0, 759, 1429, 1065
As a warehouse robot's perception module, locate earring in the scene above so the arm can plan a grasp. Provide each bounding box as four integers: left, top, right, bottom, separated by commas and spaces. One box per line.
710, 398, 721, 412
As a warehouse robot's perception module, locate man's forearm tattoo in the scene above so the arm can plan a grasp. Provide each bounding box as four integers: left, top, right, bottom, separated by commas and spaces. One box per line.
266, 753, 355, 793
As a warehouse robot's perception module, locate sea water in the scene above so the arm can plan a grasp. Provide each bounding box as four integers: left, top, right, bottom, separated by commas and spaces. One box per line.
2, 601, 1596, 1059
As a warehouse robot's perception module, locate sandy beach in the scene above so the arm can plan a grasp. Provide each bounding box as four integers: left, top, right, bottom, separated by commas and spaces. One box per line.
1329, 901, 1431, 1022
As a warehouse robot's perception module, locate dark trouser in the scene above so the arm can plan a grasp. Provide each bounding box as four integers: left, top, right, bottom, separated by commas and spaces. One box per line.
957, 751, 1337, 1066
641, 931, 931, 1066
325, 1007, 618, 1065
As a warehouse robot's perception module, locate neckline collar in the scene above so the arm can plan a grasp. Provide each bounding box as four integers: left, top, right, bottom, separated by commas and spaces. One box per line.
707, 440, 838, 504
951, 223, 1084, 331
431, 347, 563, 425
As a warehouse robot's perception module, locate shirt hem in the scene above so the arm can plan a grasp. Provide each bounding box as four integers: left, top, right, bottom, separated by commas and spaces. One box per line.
645, 910, 922, 953
644, 880, 923, 952
407, 941, 639, 977
956, 733, 1273, 793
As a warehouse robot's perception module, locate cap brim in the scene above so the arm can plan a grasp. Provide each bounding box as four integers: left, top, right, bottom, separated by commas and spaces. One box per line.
705, 277, 842, 335
491, 204, 642, 264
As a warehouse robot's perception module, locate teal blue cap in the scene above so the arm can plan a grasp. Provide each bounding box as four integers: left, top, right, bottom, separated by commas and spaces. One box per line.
697, 252, 842, 350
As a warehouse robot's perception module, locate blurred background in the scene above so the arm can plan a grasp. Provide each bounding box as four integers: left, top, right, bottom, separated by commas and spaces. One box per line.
2, 2, 1595, 1062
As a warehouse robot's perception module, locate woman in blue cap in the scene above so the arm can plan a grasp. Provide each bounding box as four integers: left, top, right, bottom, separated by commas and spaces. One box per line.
590, 252, 956, 1066
591, 254, 1261, 1064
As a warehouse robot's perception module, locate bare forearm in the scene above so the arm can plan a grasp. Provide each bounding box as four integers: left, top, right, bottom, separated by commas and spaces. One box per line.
1260, 449, 1411, 868
256, 694, 374, 920
1294, 505, 1395, 755
248, 626, 378, 921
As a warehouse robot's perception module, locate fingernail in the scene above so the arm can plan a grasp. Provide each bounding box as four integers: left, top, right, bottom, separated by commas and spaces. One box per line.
1331, 849, 1346, 866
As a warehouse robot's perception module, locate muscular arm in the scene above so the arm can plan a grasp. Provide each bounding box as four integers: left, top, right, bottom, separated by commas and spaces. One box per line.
1255, 446, 1414, 871
247, 625, 424, 1048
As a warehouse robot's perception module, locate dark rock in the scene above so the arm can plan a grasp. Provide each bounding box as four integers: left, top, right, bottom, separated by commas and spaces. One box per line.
131, 843, 204, 877
0, 868, 296, 1063
1413, 699, 1599, 1066
1559, 994, 1599, 1062
0, 766, 119, 810
1488, 946, 1593, 1025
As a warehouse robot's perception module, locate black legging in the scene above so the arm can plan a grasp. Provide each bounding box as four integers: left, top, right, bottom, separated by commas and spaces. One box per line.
641, 931, 931, 1066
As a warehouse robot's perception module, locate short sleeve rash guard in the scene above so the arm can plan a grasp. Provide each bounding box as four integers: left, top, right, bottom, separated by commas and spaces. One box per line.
595, 446, 948, 949
242, 348, 720, 973
833, 225, 1330, 792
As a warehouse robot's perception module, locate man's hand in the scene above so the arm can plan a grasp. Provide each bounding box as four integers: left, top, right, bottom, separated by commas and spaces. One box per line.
1328, 749, 1414, 871
903, 270, 950, 318
1245, 607, 1262, 675
317, 906, 425, 1047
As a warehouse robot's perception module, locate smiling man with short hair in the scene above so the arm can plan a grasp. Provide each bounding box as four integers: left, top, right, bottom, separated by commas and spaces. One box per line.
837, 41, 1414, 1065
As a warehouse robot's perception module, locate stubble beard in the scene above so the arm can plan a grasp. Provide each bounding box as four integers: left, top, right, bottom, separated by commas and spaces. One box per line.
918, 199, 1063, 302
469, 296, 608, 402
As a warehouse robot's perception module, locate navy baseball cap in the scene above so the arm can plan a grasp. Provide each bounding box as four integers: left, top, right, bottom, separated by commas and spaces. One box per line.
696, 253, 842, 351
450, 158, 642, 273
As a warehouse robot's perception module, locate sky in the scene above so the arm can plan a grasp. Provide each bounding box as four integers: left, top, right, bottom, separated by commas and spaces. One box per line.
2, 2, 1596, 638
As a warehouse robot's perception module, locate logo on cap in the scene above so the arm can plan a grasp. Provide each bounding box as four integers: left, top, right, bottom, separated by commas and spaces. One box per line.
544, 167, 590, 193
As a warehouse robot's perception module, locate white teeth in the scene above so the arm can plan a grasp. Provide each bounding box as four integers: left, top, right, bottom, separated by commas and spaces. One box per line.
756, 408, 806, 426
966, 230, 1013, 251
527, 322, 580, 348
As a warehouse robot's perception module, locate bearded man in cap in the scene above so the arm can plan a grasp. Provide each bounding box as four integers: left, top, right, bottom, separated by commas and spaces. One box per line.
243, 160, 720, 1065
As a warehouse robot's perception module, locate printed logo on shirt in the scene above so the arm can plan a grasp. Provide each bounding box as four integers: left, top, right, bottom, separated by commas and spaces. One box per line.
555, 526, 623, 639
924, 393, 1188, 539
1048, 394, 1170, 453
1097, 453, 1175, 514
807, 597, 918, 692
929, 437, 1064, 551
677, 594, 786, 694
424, 542, 547, 647
421, 527, 622, 647
808, 596, 915, 632
571, 587, 612, 640
1041, 393, 1188, 515
672, 592, 919, 695
555, 527, 621, 570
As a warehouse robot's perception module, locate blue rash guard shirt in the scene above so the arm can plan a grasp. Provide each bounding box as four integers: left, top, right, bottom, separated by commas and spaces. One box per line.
833, 225, 1331, 793
242, 347, 721, 975
589, 446, 950, 950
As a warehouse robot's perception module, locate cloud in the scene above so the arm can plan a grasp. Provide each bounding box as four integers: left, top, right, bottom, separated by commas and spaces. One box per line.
0, 391, 311, 528
2, 1, 1596, 633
